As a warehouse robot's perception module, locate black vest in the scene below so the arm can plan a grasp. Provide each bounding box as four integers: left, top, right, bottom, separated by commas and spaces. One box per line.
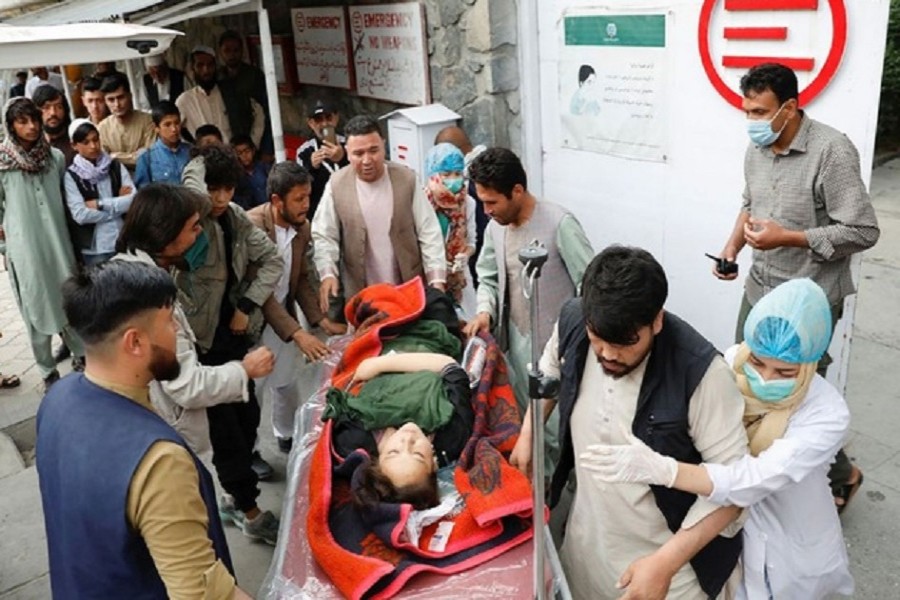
142, 69, 186, 107
65, 161, 123, 253
550, 298, 742, 598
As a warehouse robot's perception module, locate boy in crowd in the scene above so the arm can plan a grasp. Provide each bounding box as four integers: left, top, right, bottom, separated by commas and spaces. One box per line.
231, 134, 270, 210
134, 100, 192, 188
195, 124, 223, 148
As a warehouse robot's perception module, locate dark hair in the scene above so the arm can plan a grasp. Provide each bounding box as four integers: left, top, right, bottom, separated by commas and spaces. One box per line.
578, 64, 595, 85
15, 71, 27, 79
343, 114, 383, 139
267, 161, 311, 200
581, 245, 668, 345
62, 260, 177, 346
229, 133, 255, 149
468, 147, 527, 198
198, 142, 240, 189
151, 100, 180, 126
194, 124, 223, 141
739, 63, 799, 105
71, 122, 98, 144
352, 458, 439, 511
4, 98, 42, 139
82, 76, 103, 94
100, 72, 131, 95
117, 183, 207, 254
218, 29, 242, 48
31, 84, 64, 108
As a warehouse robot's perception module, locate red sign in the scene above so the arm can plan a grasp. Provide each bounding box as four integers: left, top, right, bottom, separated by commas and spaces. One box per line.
698, 0, 847, 108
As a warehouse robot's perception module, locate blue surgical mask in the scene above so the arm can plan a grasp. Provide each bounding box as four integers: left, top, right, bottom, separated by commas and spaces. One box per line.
442, 177, 464, 194
746, 103, 787, 147
742, 363, 796, 403
181, 231, 209, 272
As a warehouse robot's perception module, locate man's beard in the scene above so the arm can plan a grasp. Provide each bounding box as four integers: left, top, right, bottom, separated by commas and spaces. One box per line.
198, 78, 217, 93
150, 344, 181, 381
44, 117, 68, 138
280, 206, 306, 228
596, 348, 650, 379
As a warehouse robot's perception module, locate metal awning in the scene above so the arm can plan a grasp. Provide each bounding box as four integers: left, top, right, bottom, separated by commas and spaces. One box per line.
0, 23, 181, 68
6, 0, 256, 26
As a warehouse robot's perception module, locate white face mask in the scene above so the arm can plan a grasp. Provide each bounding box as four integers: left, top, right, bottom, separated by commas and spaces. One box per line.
746, 103, 788, 147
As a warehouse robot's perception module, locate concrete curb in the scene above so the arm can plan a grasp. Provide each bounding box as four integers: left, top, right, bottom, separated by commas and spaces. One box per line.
0, 431, 24, 479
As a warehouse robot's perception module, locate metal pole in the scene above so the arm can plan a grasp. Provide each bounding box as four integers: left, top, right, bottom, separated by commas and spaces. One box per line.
256, 0, 286, 162
530, 271, 546, 600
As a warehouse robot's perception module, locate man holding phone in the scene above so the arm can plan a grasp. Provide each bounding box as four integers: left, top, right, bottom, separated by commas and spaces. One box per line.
296, 100, 348, 218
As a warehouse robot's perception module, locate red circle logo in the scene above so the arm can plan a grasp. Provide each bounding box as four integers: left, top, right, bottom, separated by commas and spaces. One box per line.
698, 0, 847, 109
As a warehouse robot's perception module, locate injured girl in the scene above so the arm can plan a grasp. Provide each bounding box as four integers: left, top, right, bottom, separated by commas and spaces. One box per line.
324, 351, 474, 510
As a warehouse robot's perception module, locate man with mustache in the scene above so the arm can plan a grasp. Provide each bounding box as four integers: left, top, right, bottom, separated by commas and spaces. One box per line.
514, 246, 748, 600
32, 85, 74, 165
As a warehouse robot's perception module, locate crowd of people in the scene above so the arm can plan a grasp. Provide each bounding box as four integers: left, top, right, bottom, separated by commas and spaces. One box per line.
0, 55, 877, 598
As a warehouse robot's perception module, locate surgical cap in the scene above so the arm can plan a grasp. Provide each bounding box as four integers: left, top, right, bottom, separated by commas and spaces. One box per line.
425, 143, 464, 177
744, 278, 832, 364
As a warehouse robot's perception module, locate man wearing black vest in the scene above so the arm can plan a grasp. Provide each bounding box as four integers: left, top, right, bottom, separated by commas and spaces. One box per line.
513, 246, 747, 599
36, 260, 252, 599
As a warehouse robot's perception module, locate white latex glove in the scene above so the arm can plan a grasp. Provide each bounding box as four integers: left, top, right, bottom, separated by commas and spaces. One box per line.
579, 429, 678, 488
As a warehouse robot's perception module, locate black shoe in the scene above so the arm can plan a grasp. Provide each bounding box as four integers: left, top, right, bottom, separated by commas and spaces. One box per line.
42, 370, 61, 393
71, 356, 85, 372
251, 451, 274, 481
53, 344, 71, 364
277, 437, 293, 454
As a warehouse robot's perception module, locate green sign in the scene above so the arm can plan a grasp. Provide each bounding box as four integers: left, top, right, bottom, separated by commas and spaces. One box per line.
564, 14, 666, 48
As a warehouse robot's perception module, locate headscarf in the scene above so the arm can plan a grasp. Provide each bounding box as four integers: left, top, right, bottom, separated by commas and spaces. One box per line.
424, 143, 468, 303
68, 118, 114, 185
732, 279, 832, 455
0, 97, 52, 173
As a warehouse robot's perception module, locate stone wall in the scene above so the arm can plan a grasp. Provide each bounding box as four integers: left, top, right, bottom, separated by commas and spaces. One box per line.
165, 0, 522, 155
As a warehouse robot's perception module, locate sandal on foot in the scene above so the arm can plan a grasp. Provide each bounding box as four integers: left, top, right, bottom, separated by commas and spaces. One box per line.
835, 468, 864, 515
0, 374, 20, 389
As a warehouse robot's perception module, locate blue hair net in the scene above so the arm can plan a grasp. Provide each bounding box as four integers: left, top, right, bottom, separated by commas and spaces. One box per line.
744, 279, 832, 364
425, 143, 464, 177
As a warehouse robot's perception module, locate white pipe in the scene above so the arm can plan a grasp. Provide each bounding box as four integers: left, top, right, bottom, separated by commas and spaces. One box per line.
518, 0, 543, 197
57, 65, 73, 112
256, 0, 285, 162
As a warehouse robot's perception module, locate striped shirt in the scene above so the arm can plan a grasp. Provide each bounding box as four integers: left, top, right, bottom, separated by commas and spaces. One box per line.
741, 114, 879, 306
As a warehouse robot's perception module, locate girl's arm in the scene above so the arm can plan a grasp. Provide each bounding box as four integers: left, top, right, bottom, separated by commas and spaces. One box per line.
353, 353, 456, 382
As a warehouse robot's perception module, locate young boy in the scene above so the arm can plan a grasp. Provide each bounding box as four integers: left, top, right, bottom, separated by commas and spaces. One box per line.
134, 100, 191, 188
231, 134, 271, 210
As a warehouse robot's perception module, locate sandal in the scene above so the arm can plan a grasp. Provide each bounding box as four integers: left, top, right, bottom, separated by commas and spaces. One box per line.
835, 467, 864, 515
0, 373, 20, 389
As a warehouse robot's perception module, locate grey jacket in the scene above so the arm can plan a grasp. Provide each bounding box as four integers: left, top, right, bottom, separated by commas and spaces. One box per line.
179, 156, 283, 351
112, 249, 248, 461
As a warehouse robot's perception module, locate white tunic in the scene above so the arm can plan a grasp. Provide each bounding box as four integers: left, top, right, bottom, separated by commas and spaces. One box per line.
704, 346, 854, 599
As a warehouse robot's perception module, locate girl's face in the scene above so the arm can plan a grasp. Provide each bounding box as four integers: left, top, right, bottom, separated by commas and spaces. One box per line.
747, 353, 801, 381
73, 129, 102, 162
377, 422, 436, 489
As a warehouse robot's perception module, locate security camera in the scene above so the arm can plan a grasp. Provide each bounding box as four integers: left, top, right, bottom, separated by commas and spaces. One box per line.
127, 40, 159, 55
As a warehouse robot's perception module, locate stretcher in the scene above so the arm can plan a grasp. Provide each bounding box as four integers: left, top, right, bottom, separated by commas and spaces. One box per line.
259, 333, 571, 599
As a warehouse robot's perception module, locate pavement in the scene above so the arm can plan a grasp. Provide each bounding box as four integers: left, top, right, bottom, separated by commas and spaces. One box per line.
1, 158, 899, 598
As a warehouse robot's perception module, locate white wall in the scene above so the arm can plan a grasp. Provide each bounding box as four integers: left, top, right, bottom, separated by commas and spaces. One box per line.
531, 0, 890, 387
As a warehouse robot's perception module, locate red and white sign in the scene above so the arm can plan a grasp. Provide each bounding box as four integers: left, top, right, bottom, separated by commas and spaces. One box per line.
698, 0, 847, 108
292, 7, 354, 90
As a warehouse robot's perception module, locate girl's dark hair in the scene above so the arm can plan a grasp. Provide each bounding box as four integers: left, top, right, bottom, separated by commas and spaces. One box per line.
71, 122, 98, 144
116, 183, 208, 254
352, 458, 439, 511
4, 98, 42, 139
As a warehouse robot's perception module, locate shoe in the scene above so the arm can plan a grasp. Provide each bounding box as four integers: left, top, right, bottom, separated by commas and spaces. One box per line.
53, 344, 71, 364
71, 356, 85, 372
218, 494, 245, 527
277, 437, 293, 454
241, 509, 279, 545
251, 451, 274, 481
42, 370, 60, 394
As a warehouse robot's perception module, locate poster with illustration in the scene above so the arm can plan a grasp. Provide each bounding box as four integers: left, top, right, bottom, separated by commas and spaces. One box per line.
559, 10, 669, 162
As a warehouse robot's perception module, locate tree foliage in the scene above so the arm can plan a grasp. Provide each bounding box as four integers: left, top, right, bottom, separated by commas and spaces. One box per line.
877, 0, 900, 147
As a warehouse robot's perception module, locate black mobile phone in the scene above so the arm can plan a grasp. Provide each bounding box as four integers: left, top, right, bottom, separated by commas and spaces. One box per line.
705, 253, 738, 275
